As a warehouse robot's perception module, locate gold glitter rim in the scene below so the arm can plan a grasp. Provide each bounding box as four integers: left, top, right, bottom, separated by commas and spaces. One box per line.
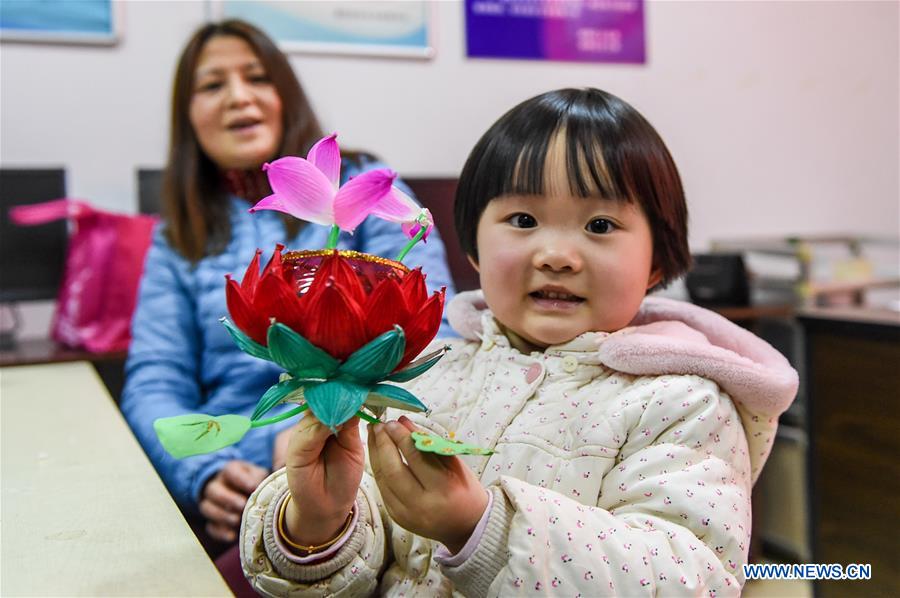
283, 249, 410, 274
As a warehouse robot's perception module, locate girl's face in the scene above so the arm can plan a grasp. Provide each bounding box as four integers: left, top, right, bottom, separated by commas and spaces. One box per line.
189, 35, 283, 170
469, 146, 661, 353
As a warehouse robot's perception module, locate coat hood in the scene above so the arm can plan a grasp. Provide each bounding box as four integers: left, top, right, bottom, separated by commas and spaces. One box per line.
446, 290, 798, 420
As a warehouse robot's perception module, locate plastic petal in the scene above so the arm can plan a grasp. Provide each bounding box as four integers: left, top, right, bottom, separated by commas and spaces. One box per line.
367, 383, 427, 412
386, 345, 448, 381
256, 274, 307, 337
304, 380, 369, 432
363, 276, 410, 338
337, 326, 406, 384
410, 431, 494, 456
399, 267, 428, 310
306, 133, 341, 190
267, 322, 340, 379
400, 289, 445, 366
332, 168, 397, 232
221, 318, 272, 361
303, 279, 368, 361
241, 249, 262, 296
251, 376, 305, 421
369, 185, 419, 223
261, 243, 285, 279
224, 281, 269, 346
154, 414, 251, 459
315, 251, 366, 307
254, 157, 334, 226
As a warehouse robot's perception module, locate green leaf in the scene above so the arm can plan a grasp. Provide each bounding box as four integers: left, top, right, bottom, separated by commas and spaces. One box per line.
251, 377, 305, 421
221, 318, 271, 362
154, 414, 251, 459
410, 431, 494, 456
367, 383, 427, 413
267, 323, 339, 378
304, 380, 369, 432
385, 346, 448, 382
337, 326, 406, 384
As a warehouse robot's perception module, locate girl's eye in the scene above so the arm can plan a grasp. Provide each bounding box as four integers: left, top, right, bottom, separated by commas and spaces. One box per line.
586, 218, 616, 234
508, 213, 537, 228
248, 74, 270, 84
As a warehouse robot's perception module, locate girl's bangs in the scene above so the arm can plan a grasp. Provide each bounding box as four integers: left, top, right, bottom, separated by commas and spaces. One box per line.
503, 126, 630, 201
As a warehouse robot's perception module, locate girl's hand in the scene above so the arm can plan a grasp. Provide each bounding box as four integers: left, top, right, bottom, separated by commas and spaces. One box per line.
283, 414, 365, 547
368, 416, 489, 554
201, 460, 268, 543
272, 423, 299, 471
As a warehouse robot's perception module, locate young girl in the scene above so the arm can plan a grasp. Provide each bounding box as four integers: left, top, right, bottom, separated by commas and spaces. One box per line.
239, 88, 797, 596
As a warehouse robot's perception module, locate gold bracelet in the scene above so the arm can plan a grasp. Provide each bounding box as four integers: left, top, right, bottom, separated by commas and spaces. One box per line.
277, 493, 354, 554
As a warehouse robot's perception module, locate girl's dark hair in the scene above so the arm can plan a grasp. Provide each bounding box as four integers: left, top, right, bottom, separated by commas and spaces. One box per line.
163, 19, 323, 261
454, 88, 690, 288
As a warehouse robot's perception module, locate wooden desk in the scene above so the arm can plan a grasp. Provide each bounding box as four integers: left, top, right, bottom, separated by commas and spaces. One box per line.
0, 362, 231, 596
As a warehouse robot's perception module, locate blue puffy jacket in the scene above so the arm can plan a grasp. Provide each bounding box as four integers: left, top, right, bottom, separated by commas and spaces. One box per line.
121, 159, 456, 510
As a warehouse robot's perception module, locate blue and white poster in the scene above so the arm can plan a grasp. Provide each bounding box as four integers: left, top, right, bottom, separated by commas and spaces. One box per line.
216, 1, 434, 59
0, 0, 119, 45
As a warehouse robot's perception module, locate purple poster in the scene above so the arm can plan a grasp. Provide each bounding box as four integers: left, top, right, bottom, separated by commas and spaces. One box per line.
466, 0, 645, 64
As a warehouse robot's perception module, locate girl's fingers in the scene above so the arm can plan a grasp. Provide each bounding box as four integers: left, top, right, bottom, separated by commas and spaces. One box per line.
335, 416, 362, 450
383, 420, 446, 486
368, 423, 423, 496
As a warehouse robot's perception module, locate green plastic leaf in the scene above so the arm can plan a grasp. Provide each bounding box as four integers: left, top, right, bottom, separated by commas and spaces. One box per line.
410, 431, 494, 456
251, 377, 305, 421
367, 383, 427, 413
385, 346, 448, 383
304, 380, 369, 432
267, 323, 339, 378
337, 326, 405, 384
154, 414, 251, 459
221, 318, 271, 362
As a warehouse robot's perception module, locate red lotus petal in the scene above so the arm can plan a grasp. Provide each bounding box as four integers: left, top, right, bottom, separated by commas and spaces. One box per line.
303, 278, 368, 361
261, 243, 285, 281
241, 250, 262, 297
314, 251, 366, 307
399, 288, 445, 367
226, 275, 269, 345
256, 272, 307, 338
363, 276, 410, 338
399, 267, 427, 310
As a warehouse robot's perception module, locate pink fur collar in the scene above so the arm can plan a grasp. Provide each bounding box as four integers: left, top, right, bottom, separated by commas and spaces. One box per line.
446, 290, 798, 417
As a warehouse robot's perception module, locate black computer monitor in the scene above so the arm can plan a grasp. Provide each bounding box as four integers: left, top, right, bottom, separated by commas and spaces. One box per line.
0, 168, 67, 303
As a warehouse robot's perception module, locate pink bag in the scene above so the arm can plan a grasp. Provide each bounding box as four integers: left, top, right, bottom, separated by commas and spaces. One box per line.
10, 199, 158, 353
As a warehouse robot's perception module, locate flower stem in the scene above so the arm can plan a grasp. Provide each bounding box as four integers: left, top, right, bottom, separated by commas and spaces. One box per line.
394, 226, 427, 263
326, 225, 341, 250
355, 410, 381, 424
251, 404, 308, 428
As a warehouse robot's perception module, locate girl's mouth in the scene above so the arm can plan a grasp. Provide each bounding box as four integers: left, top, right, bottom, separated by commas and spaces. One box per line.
529, 290, 585, 309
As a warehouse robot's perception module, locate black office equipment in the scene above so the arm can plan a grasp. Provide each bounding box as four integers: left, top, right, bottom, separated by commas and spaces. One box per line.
137, 168, 164, 215
0, 168, 67, 303
685, 253, 750, 307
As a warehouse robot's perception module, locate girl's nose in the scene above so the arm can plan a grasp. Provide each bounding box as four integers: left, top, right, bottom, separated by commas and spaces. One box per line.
533, 240, 583, 273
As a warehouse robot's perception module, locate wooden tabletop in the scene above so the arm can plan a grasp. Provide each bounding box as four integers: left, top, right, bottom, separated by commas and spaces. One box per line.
0, 362, 231, 596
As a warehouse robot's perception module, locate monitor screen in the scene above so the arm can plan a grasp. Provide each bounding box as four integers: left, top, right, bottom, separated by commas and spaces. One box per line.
0, 169, 67, 302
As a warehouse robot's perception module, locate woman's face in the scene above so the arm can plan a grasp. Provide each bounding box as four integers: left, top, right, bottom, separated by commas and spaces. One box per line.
189, 35, 283, 170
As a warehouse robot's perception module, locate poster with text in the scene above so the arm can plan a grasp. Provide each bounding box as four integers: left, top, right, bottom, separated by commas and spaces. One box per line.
216, 1, 433, 58
465, 0, 644, 64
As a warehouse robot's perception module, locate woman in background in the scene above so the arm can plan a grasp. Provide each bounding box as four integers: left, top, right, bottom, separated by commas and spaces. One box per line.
120, 19, 455, 592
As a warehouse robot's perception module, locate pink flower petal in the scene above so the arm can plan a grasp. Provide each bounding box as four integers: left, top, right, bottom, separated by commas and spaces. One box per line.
306, 133, 341, 190
332, 168, 397, 232
254, 157, 334, 226
369, 185, 419, 223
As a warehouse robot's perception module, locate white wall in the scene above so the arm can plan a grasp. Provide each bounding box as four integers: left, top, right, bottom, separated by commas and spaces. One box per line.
2, 0, 898, 336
